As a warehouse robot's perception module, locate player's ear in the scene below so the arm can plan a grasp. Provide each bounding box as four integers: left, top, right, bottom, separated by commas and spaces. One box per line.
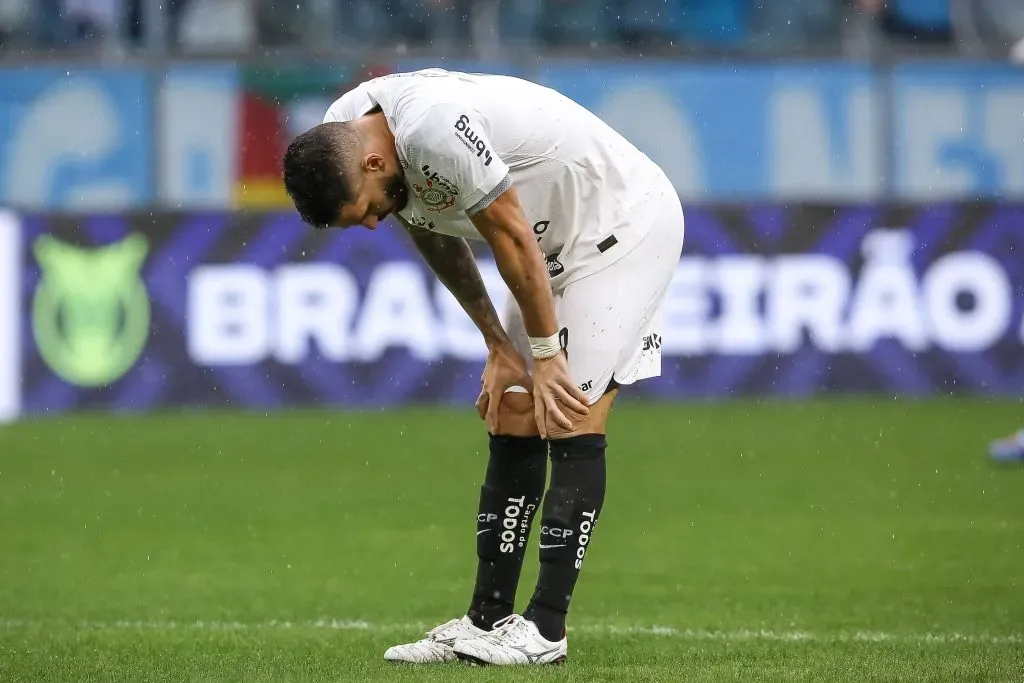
363, 152, 386, 174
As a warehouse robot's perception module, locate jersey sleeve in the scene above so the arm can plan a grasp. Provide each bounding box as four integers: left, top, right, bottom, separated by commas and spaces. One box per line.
322, 87, 375, 124
399, 105, 511, 217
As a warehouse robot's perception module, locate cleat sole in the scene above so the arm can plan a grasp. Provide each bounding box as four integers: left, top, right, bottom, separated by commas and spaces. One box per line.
455, 652, 567, 666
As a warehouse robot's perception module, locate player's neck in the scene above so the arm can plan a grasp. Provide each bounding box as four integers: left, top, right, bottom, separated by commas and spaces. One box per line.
356, 112, 396, 154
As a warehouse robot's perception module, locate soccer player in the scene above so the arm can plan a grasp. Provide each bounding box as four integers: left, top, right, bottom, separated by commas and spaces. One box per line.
282, 68, 684, 666
990, 427, 1024, 462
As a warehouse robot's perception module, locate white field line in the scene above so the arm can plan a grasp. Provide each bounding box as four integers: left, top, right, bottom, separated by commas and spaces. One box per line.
0, 619, 1021, 646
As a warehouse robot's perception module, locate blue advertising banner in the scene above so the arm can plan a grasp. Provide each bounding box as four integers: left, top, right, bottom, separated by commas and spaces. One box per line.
16, 205, 1024, 416
890, 62, 1024, 201
158, 65, 240, 208
2, 61, 1021, 208
0, 68, 152, 210
537, 61, 1024, 202
537, 62, 884, 202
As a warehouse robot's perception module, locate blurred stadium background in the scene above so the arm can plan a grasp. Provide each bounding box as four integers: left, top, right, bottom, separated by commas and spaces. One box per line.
1, 1, 1023, 681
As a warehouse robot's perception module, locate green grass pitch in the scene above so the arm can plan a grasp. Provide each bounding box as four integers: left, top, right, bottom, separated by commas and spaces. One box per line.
1, 398, 1023, 682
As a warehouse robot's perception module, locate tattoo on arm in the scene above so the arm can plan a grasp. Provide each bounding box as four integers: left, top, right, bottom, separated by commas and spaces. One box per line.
401, 220, 510, 349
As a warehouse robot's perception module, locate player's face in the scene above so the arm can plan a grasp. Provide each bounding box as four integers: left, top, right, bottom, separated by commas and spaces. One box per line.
332, 155, 409, 230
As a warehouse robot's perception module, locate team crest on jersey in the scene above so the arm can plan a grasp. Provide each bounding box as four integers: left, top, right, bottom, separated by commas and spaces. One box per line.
413, 163, 459, 212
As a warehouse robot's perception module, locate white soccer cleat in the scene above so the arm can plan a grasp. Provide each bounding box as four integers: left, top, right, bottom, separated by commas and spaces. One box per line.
383, 616, 487, 663
453, 614, 567, 666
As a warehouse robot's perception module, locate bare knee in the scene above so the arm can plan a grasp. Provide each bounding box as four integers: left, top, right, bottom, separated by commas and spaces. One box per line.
494, 392, 539, 437
547, 388, 618, 440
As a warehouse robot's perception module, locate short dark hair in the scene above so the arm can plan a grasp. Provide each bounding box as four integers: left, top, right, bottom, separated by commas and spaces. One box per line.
282, 122, 364, 228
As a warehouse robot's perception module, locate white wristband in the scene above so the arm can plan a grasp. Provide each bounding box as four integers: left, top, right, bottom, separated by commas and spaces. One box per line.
529, 333, 562, 359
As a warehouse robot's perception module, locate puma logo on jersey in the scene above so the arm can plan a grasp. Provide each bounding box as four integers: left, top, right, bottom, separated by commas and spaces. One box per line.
454, 114, 493, 166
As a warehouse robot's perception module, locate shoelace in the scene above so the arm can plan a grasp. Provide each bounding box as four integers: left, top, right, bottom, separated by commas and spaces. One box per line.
427, 619, 464, 641
479, 614, 527, 644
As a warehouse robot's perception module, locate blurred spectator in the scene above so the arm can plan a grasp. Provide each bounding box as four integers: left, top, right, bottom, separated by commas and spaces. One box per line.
27, 0, 190, 50
1011, 39, 1024, 64
34, 0, 117, 47
954, 0, 1024, 58
181, 0, 253, 52
275, 0, 476, 51
5, 0, 1024, 57
0, 0, 29, 45
750, 0, 842, 51
63, 0, 122, 41
542, 0, 609, 47
253, 0, 308, 47
883, 0, 952, 42
498, 0, 541, 48
615, 0, 687, 48
125, 0, 190, 50
401, 0, 475, 49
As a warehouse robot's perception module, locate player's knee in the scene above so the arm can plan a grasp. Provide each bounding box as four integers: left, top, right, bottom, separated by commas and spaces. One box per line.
494, 392, 539, 437
547, 388, 617, 440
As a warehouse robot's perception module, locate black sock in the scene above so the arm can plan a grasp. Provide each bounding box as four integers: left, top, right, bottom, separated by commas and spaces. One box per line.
524, 434, 607, 642
467, 434, 547, 631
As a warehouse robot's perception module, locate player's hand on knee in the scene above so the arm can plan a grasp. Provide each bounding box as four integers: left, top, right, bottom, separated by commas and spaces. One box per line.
477, 344, 533, 433
531, 353, 589, 438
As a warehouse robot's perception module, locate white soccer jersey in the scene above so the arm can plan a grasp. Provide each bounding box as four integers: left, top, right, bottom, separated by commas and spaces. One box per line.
323, 69, 673, 289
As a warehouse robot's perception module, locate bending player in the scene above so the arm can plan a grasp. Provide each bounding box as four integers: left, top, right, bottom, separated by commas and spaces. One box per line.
283, 68, 684, 666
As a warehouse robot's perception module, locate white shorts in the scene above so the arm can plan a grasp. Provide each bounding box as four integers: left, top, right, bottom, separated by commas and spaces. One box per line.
503, 192, 685, 404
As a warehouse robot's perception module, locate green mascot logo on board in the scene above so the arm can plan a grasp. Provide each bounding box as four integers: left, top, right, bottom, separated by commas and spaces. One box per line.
32, 234, 150, 387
